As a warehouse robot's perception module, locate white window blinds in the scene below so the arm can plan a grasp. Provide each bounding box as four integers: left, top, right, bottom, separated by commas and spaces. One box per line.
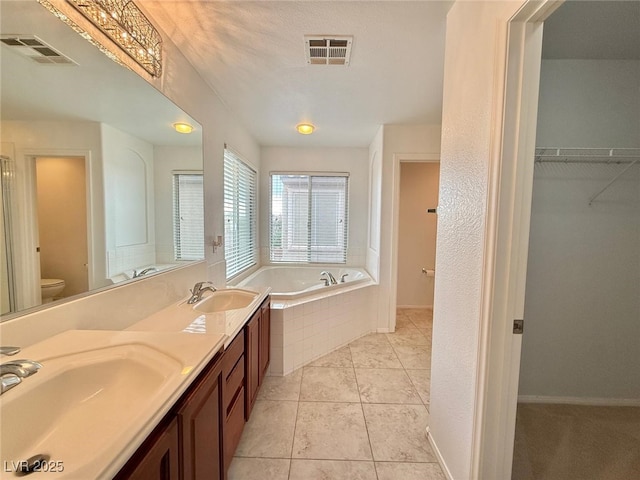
172, 172, 204, 261
224, 148, 257, 279
270, 174, 348, 263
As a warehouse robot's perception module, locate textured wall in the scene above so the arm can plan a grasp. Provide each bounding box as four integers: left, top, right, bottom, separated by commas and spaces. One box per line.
429, 2, 524, 479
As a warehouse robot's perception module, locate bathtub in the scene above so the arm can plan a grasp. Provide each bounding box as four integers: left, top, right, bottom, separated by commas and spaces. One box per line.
234, 266, 376, 375
237, 266, 371, 300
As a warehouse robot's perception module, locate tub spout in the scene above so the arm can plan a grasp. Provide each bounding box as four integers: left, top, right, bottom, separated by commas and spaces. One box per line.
320, 271, 337, 285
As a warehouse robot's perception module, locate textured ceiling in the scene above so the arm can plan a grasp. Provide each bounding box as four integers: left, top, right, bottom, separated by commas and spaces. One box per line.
142, 1, 454, 147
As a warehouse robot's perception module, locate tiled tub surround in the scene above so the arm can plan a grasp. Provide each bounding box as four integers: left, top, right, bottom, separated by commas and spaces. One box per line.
238, 266, 372, 300
228, 308, 444, 480
269, 285, 377, 375
236, 266, 377, 375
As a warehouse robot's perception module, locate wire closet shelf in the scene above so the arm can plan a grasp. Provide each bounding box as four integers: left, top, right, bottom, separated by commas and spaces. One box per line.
534, 147, 640, 205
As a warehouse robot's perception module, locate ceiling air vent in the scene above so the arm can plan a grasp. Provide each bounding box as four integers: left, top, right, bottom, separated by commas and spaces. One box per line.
304, 35, 353, 66
0, 35, 77, 66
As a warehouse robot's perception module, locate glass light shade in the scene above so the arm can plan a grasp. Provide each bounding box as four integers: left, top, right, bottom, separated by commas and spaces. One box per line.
296, 123, 315, 135
173, 122, 194, 134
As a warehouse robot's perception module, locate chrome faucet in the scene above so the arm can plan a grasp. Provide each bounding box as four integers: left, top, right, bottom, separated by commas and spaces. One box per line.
1, 352, 43, 395
133, 267, 158, 278
340, 273, 349, 283
187, 281, 217, 304
320, 271, 337, 286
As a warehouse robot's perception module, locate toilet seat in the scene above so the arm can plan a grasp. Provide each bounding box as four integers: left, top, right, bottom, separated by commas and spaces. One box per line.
41, 278, 65, 288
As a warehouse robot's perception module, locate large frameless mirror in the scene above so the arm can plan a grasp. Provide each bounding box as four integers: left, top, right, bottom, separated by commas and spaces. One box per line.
0, 0, 204, 320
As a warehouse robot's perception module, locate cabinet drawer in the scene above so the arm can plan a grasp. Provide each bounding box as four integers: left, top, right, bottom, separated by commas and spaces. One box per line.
223, 330, 244, 377
224, 354, 244, 411
223, 386, 245, 471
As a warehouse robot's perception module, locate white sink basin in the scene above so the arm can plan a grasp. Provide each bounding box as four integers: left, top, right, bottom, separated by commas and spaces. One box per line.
0, 330, 225, 479
192, 288, 258, 314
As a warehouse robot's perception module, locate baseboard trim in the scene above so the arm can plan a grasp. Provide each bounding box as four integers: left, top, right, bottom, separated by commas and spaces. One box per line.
426, 427, 454, 480
518, 395, 640, 407
376, 327, 391, 333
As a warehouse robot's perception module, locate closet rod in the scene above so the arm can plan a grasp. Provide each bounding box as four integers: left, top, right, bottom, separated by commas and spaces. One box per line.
535, 147, 640, 164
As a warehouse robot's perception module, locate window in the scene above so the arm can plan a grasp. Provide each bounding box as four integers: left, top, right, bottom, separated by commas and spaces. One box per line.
172, 171, 204, 260
224, 148, 257, 279
270, 173, 348, 263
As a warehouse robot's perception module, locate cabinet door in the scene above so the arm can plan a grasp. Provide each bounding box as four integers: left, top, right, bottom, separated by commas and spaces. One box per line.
120, 418, 180, 480
245, 310, 260, 420
259, 300, 271, 383
178, 358, 223, 480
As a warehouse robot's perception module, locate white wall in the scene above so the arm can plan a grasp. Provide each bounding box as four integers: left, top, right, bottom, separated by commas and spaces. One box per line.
259, 147, 369, 267
154, 145, 203, 264
366, 126, 383, 282
535, 60, 640, 148
397, 162, 439, 308
518, 59, 640, 401
101, 123, 156, 278
428, 2, 525, 479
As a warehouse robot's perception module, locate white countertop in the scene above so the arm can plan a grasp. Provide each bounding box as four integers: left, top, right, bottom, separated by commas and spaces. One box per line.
0, 286, 270, 479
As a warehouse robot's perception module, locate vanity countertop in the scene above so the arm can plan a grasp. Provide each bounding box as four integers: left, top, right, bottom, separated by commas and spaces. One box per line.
0, 286, 271, 479
126, 285, 271, 348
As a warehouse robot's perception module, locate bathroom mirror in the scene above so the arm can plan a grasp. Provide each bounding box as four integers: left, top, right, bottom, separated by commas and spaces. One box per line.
0, 0, 204, 319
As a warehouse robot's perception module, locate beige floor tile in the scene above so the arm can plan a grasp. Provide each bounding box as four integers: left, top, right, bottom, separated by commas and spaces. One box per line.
348, 332, 390, 348
395, 314, 414, 329
300, 366, 360, 402
375, 462, 446, 480
363, 404, 435, 462
408, 312, 433, 329
386, 327, 430, 346
228, 458, 290, 480
393, 344, 432, 369
307, 346, 353, 368
355, 368, 422, 404
289, 460, 377, 480
292, 402, 372, 460
235, 400, 298, 458
406, 369, 431, 405
350, 343, 403, 369
257, 368, 302, 401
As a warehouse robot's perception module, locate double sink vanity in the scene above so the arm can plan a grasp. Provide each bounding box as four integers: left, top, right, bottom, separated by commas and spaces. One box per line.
0, 285, 272, 480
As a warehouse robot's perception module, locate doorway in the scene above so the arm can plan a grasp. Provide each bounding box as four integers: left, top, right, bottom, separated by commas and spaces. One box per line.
510, 2, 640, 478
397, 162, 439, 309
34, 156, 89, 301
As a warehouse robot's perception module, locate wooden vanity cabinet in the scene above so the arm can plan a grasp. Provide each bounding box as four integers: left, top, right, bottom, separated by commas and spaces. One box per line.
221, 330, 246, 474
116, 296, 271, 480
245, 297, 271, 420
114, 417, 180, 480
177, 353, 223, 480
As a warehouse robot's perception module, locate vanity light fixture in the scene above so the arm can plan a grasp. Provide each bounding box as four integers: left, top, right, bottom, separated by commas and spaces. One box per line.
173, 122, 194, 134
65, 0, 162, 77
296, 123, 315, 135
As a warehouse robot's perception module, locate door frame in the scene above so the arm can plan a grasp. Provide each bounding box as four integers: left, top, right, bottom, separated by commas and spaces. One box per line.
471, 1, 563, 478
25, 149, 94, 301
389, 153, 440, 331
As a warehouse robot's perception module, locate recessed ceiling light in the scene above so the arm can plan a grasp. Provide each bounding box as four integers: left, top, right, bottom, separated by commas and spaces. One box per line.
173, 122, 193, 134
296, 123, 315, 135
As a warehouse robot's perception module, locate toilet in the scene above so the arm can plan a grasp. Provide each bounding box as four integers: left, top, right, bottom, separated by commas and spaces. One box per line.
40, 278, 65, 303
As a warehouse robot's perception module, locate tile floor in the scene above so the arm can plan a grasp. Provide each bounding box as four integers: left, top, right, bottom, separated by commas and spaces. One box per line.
228, 308, 445, 480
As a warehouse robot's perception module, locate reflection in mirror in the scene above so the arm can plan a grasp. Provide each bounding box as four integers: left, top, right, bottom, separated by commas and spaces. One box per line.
0, 0, 204, 319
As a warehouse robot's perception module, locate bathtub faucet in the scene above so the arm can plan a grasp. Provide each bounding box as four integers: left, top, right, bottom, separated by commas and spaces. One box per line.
320, 271, 338, 286
133, 267, 158, 278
